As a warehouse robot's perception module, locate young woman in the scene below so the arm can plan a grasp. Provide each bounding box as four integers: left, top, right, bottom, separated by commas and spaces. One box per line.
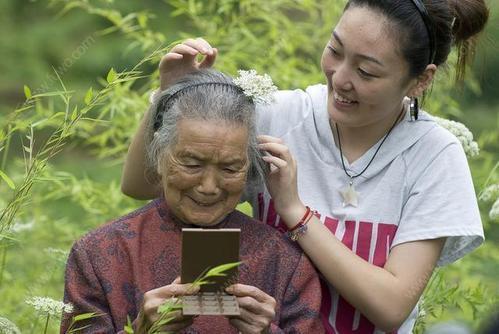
121, 0, 489, 332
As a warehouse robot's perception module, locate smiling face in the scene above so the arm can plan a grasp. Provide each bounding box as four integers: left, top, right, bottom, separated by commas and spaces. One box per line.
158, 118, 249, 227
321, 6, 419, 130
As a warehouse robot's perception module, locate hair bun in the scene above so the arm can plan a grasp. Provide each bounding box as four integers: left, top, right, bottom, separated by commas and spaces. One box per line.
449, 0, 489, 43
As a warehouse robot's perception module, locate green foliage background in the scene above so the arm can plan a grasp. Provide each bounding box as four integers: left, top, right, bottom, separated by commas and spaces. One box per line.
0, 0, 497, 332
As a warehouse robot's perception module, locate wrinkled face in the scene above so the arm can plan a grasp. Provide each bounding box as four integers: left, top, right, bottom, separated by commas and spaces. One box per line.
321, 6, 417, 128
158, 119, 249, 227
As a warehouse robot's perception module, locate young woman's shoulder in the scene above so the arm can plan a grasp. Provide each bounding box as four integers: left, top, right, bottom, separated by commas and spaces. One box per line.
255, 84, 327, 136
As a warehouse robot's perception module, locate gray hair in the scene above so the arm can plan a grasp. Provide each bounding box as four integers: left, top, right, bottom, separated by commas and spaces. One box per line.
146, 69, 266, 188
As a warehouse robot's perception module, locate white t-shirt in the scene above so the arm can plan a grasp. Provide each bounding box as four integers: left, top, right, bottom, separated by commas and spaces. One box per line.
249, 84, 483, 334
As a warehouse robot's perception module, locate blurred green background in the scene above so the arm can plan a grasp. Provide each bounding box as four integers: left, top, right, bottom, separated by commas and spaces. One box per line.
0, 0, 498, 333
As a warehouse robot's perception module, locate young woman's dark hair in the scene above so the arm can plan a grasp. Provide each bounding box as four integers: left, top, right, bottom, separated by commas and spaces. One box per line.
345, 0, 489, 80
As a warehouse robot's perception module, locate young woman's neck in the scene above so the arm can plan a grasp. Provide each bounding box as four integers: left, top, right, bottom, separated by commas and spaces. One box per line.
331, 104, 405, 164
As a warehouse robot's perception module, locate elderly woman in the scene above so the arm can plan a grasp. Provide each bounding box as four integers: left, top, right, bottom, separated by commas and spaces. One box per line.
61, 70, 323, 333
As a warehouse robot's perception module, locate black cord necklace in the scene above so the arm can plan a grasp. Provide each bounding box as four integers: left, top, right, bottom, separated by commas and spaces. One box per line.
335, 109, 404, 207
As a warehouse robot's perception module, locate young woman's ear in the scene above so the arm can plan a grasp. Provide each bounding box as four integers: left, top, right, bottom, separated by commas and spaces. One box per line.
408, 64, 437, 97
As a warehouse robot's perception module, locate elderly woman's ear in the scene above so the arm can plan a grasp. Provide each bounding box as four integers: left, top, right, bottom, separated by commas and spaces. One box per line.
156, 154, 168, 176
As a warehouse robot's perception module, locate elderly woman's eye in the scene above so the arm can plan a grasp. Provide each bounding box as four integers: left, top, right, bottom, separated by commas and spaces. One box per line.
224, 167, 239, 173
183, 163, 201, 169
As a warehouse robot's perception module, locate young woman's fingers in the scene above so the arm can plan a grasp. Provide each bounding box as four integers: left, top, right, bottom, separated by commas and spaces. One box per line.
200, 47, 218, 68
183, 38, 213, 55
258, 142, 292, 161
169, 43, 199, 57
161, 52, 184, 61
262, 155, 287, 171
257, 135, 284, 144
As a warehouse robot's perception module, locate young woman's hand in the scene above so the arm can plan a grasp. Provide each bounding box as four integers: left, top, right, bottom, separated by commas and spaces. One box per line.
225, 284, 276, 334
257, 135, 304, 222
159, 38, 217, 90
136, 277, 199, 333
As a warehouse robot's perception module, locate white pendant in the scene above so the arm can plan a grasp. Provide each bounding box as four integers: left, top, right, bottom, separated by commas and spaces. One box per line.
340, 181, 359, 207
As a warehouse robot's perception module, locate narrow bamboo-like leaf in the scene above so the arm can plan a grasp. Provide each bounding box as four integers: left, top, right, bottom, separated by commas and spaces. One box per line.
0, 169, 15, 189
107, 68, 117, 83
124, 315, 134, 334
0, 233, 19, 242
71, 106, 78, 121
84, 87, 93, 105
138, 13, 148, 28
24, 85, 32, 99
204, 261, 241, 278
72, 312, 100, 321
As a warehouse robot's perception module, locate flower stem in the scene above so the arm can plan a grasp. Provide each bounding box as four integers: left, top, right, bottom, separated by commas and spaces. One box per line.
43, 314, 50, 334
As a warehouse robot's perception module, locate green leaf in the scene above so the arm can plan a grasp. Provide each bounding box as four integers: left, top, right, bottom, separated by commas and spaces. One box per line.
203, 261, 241, 279
72, 312, 100, 322
138, 13, 148, 28
124, 315, 134, 334
0, 169, 15, 189
157, 299, 182, 314
0, 233, 19, 242
84, 87, 93, 105
107, 68, 117, 83
24, 85, 32, 99
71, 106, 78, 121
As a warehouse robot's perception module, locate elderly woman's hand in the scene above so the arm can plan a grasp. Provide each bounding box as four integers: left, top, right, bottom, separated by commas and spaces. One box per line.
136, 277, 199, 333
225, 284, 277, 334
159, 37, 217, 90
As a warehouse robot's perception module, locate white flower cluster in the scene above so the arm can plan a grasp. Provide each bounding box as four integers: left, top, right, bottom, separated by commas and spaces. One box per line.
489, 198, 499, 222
25, 296, 74, 316
10, 219, 35, 233
432, 116, 479, 158
479, 184, 499, 203
0, 317, 21, 334
233, 69, 277, 105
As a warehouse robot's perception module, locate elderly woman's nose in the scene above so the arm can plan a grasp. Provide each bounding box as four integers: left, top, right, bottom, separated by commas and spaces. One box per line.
196, 168, 220, 194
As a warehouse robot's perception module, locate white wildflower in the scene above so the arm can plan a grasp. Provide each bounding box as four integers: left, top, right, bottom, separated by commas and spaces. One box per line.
0, 317, 21, 334
479, 184, 499, 203
10, 219, 35, 233
25, 296, 73, 317
233, 69, 277, 105
432, 116, 479, 158
44, 247, 69, 261
417, 306, 427, 319
490, 198, 499, 222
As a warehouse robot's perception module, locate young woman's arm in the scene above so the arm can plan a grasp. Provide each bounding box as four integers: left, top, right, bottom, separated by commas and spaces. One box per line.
291, 215, 443, 332
121, 107, 161, 199
121, 38, 217, 199
259, 135, 445, 332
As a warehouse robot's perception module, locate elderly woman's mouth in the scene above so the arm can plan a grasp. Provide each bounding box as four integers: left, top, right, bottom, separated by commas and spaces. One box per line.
188, 196, 219, 207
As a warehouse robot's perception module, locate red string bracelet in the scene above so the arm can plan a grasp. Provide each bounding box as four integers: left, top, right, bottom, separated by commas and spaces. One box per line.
289, 206, 311, 232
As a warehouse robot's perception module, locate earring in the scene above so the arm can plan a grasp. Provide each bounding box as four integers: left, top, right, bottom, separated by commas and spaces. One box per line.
410, 97, 419, 121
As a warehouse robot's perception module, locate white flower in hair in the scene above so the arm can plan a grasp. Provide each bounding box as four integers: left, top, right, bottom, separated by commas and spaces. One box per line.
432, 116, 479, 158
25, 296, 74, 316
233, 69, 278, 105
